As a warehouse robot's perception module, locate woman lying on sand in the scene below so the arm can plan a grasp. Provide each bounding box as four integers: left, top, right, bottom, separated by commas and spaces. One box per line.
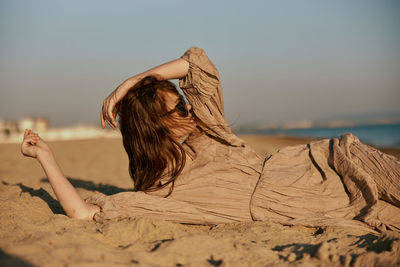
22, 47, 400, 232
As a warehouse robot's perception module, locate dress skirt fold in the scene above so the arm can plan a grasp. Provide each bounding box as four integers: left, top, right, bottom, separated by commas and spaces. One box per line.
250, 133, 400, 232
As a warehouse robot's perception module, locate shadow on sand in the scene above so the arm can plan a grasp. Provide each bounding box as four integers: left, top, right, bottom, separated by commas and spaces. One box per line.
0, 248, 34, 267
40, 177, 130, 195
2, 177, 130, 215
271, 232, 399, 264
16, 183, 65, 214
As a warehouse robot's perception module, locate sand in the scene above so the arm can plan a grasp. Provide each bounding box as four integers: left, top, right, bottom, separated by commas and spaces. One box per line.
1, 135, 399, 266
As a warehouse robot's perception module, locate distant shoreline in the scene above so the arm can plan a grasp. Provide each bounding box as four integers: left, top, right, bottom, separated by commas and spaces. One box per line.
238, 134, 400, 160
235, 123, 400, 149
234, 122, 400, 131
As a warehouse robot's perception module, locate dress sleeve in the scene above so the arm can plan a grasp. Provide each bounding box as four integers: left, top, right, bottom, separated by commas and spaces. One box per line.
179, 46, 245, 147
85, 191, 236, 224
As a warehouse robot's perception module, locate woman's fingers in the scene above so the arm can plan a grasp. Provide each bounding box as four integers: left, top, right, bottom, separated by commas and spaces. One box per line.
110, 93, 120, 129
101, 87, 125, 130
107, 96, 118, 129
108, 108, 117, 129
111, 106, 119, 128
24, 129, 35, 137
100, 112, 105, 129
106, 107, 114, 129
101, 99, 112, 129
24, 135, 39, 145
100, 108, 106, 129
101, 99, 117, 130
23, 130, 40, 144
23, 130, 31, 140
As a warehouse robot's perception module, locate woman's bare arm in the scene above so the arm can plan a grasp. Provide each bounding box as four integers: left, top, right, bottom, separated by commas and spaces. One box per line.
21, 130, 100, 220
101, 58, 190, 129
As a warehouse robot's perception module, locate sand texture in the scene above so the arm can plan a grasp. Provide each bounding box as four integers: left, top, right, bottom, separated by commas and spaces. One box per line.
1, 136, 400, 266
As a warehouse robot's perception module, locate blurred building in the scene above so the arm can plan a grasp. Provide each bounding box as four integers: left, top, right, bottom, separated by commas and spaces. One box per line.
35, 117, 49, 132
17, 117, 49, 132
0, 118, 17, 137
18, 118, 35, 132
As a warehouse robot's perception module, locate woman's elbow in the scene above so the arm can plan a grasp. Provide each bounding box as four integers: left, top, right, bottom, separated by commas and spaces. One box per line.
67, 204, 100, 220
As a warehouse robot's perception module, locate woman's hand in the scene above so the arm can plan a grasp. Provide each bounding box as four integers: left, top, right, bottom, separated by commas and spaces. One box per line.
21, 129, 51, 159
101, 87, 125, 130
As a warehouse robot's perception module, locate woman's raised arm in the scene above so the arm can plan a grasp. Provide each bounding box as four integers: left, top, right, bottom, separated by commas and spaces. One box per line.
101, 58, 189, 129
21, 130, 100, 220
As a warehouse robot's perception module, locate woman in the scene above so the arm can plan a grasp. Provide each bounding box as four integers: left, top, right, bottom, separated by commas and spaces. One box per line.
22, 47, 400, 231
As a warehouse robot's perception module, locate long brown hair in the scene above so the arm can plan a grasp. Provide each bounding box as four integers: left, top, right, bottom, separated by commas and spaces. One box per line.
118, 76, 186, 197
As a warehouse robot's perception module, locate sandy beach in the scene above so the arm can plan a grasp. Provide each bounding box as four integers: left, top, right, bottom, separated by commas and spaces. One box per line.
1, 135, 399, 266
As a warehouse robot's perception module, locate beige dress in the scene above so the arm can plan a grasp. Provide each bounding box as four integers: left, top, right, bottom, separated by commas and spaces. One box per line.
86, 47, 400, 232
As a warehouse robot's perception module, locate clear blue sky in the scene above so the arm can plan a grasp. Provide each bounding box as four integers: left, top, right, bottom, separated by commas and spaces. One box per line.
1, 0, 399, 127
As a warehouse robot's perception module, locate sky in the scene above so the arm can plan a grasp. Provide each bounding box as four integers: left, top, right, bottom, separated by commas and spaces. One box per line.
0, 0, 399, 127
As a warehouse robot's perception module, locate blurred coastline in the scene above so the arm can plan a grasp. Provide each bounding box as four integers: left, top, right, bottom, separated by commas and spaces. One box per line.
0, 117, 120, 143
236, 123, 400, 148
233, 114, 400, 148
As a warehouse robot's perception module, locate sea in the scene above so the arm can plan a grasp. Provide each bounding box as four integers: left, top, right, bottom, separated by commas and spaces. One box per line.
240, 123, 400, 148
